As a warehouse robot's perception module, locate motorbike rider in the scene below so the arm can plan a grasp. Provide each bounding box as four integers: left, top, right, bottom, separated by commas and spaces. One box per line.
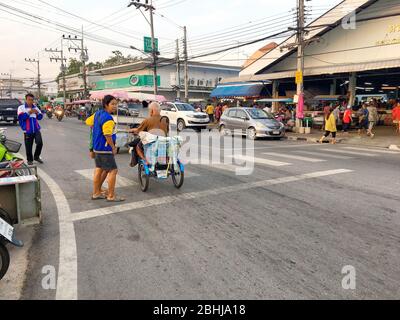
128, 102, 169, 166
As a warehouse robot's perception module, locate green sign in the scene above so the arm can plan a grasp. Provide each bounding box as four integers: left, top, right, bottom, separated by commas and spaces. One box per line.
144, 36, 159, 53
93, 75, 160, 90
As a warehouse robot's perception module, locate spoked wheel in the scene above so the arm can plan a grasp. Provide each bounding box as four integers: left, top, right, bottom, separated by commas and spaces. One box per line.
13, 163, 32, 177
171, 163, 184, 189
0, 242, 10, 281
138, 163, 150, 192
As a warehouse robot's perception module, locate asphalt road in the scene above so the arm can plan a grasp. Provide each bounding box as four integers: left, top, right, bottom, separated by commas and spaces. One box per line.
2, 116, 400, 299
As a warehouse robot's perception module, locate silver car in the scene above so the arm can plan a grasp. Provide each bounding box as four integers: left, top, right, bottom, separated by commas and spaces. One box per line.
219, 108, 285, 140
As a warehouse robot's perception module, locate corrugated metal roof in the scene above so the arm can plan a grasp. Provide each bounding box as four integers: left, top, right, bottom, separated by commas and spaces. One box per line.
240, 0, 375, 76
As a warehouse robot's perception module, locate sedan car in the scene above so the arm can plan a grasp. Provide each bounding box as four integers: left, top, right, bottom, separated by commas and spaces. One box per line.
127, 103, 141, 117
219, 107, 285, 140
160, 102, 210, 132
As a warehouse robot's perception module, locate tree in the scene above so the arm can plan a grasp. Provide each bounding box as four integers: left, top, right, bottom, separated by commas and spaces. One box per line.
103, 51, 138, 68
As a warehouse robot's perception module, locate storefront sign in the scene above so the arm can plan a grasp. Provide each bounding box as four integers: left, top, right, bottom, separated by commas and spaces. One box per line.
93, 75, 160, 90
295, 70, 303, 85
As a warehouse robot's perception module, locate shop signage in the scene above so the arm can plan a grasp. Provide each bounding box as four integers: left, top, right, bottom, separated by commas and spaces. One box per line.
93, 75, 160, 90
295, 70, 303, 84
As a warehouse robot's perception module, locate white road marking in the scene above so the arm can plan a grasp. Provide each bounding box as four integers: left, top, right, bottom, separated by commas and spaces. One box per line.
293, 150, 353, 160
343, 147, 400, 154
262, 152, 326, 163
70, 169, 353, 223
196, 163, 251, 174
321, 149, 377, 157
36, 168, 77, 300
75, 169, 136, 187
229, 155, 291, 167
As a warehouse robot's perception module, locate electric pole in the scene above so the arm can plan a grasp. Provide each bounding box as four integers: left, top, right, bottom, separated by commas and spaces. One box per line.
176, 39, 181, 100
183, 26, 189, 102
128, 0, 159, 96
45, 39, 67, 105
295, 0, 305, 129
25, 58, 41, 98
63, 31, 89, 99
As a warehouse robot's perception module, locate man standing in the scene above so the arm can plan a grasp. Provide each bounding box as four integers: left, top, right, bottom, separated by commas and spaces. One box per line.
367, 102, 378, 138
342, 106, 353, 133
18, 93, 44, 165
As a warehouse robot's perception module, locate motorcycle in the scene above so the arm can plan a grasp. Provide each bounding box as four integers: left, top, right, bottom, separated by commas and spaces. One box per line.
0, 128, 31, 178
54, 108, 65, 122
46, 108, 53, 119
0, 208, 23, 281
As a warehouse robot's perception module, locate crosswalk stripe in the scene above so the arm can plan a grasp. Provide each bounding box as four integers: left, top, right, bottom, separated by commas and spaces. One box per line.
262, 152, 326, 163
229, 155, 291, 167
293, 150, 353, 160
321, 149, 377, 157
343, 147, 400, 154
75, 169, 137, 188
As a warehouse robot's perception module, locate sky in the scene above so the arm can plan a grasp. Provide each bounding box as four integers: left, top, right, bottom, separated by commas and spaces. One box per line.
0, 0, 342, 83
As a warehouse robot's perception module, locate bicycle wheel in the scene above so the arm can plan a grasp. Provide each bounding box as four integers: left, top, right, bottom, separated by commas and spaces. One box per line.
0, 242, 10, 281
171, 163, 184, 189
138, 163, 150, 192
13, 164, 32, 177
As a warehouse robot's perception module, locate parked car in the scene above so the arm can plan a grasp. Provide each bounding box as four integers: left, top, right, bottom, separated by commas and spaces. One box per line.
160, 102, 210, 132
127, 103, 141, 117
117, 105, 129, 116
0, 98, 20, 125
219, 107, 285, 140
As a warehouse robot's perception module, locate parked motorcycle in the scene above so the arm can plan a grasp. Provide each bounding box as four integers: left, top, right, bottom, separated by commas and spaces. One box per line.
0, 128, 31, 178
54, 108, 65, 122
46, 109, 53, 119
0, 208, 23, 281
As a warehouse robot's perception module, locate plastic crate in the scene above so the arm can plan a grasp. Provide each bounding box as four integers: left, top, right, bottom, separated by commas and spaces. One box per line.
3, 139, 22, 153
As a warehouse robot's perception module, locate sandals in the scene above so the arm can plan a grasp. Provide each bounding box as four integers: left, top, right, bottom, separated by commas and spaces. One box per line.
107, 197, 126, 203
91, 194, 107, 200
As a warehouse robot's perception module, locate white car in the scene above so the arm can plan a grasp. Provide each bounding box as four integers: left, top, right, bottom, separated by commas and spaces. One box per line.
160, 102, 210, 132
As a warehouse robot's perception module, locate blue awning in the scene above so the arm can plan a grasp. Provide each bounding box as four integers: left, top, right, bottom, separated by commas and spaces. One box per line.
210, 82, 268, 98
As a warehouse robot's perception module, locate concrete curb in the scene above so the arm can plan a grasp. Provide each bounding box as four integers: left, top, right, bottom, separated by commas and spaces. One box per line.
389, 144, 400, 151
286, 135, 344, 143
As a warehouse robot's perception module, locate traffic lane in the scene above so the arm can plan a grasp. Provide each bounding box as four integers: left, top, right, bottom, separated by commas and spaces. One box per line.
74, 170, 399, 299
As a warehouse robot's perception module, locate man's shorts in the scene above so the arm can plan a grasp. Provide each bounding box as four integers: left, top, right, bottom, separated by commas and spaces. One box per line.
394, 120, 399, 124
95, 153, 117, 171
368, 121, 375, 131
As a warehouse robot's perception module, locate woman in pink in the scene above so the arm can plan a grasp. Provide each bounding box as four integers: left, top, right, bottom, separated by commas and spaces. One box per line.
392, 101, 400, 134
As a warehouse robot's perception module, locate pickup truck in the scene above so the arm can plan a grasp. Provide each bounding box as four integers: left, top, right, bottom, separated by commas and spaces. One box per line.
0, 98, 20, 125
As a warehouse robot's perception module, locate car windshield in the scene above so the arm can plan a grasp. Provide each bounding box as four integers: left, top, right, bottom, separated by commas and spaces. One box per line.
175, 103, 195, 111
127, 104, 141, 109
247, 108, 272, 119
0, 99, 19, 109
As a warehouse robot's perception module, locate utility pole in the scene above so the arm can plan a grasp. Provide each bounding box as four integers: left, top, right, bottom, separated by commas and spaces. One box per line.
295, 0, 305, 129
175, 39, 181, 100
63, 31, 89, 99
45, 39, 67, 105
128, 0, 159, 96
25, 58, 41, 98
183, 26, 189, 102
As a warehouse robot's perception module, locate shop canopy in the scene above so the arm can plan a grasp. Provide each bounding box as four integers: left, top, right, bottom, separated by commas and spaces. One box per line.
210, 82, 270, 98
257, 98, 293, 103
313, 95, 345, 101
90, 90, 167, 102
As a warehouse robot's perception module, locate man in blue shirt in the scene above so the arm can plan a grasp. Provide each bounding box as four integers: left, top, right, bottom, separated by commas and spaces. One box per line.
17, 93, 44, 165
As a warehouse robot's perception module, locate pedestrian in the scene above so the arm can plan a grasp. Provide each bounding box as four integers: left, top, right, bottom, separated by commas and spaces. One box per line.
342, 106, 353, 133
357, 103, 369, 135
319, 108, 337, 144
215, 104, 222, 122
205, 102, 215, 123
222, 103, 229, 113
367, 102, 378, 138
392, 100, 400, 134
323, 103, 331, 131
332, 104, 340, 122
85, 95, 125, 202
17, 93, 44, 165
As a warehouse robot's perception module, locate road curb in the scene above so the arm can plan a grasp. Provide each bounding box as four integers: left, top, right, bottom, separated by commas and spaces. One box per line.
389, 144, 400, 151
286, 135, 343, 143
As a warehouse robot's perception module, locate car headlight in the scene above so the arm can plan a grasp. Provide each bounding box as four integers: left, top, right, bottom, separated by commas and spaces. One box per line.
255, 122, 266, 129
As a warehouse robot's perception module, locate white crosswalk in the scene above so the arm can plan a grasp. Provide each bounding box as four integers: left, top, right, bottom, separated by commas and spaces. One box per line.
262, 152, 326, 163
293, 150, 353, 160
320, 149, 377, 157
343, 147, 400, 155
75, 169, 137, 187
229, 155, 291, 167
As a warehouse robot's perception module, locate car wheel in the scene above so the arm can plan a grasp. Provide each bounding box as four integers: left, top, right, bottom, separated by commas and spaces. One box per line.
219, 125, 227, 136
177, 119, 186, 132
247, 127, 257, 140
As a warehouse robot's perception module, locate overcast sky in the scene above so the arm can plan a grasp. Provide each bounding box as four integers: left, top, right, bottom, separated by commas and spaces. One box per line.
0, 0, 342, 81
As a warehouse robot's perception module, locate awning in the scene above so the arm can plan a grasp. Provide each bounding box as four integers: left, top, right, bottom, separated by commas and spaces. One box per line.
313, 95, 345, 101
89, 90, 167, 102
257, 98, 293, 103
210, 82, 269, 98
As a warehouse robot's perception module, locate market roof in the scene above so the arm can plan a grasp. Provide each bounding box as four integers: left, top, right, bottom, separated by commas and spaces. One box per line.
239, 0, 375, 77
210, 82, 270, 98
